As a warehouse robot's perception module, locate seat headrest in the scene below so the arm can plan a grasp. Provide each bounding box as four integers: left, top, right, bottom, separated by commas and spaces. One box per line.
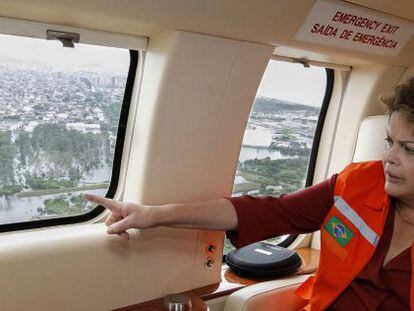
353, 115, 388, 162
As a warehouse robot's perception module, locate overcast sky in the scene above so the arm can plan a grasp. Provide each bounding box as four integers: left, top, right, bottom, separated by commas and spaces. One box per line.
256, 60, 326, 107
0, 34, 129, 73
0, 34, 326, 106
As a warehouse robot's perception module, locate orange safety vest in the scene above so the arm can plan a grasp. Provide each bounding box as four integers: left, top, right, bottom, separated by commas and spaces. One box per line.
296, 161, 414, 310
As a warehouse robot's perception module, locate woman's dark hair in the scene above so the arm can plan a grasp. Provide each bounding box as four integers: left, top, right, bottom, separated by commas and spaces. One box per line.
381, 77, 414, 122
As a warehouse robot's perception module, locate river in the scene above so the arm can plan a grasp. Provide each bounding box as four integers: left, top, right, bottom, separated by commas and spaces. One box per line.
0, 126, 292, 224
0, 164, 111, 225
0, 188, 107, 225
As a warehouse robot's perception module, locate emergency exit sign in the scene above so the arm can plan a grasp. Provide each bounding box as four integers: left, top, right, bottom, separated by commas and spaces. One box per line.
295, 0, 414, 56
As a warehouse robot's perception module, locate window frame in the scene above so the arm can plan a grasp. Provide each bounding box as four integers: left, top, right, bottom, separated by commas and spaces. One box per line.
225, 66, 334, 254
0, 49, 138, 233
275, 68, 335, 248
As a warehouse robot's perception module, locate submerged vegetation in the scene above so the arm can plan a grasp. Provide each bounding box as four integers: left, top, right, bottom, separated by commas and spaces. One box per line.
235, 157, 309, 196
38, 194, 94, 217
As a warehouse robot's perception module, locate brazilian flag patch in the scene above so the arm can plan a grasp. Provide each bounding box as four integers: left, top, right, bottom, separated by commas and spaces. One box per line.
325, 216, 354, 247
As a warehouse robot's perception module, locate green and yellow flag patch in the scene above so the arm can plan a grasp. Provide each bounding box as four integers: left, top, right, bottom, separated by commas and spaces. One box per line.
325, 215, 354, 247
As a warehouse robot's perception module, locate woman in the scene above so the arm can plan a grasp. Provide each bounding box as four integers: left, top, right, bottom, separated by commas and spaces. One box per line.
85, 77, 414, 310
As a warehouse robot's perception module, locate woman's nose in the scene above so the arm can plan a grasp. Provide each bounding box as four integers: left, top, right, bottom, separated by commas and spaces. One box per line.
384, 145, 399, 165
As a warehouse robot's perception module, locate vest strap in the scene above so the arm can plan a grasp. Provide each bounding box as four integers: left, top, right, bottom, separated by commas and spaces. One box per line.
334, 196, 379, 247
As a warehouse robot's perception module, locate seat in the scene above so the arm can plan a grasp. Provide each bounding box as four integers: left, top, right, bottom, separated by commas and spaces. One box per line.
223, 275, 309, 311
353, 115, 387, 162
223, 115, 389, 311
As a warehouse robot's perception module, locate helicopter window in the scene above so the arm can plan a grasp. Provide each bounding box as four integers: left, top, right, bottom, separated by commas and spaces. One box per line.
224, 60, 331, 254
0, 33, 137, 231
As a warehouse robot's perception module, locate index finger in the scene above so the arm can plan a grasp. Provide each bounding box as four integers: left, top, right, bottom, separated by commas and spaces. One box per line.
84, 194, 121, 212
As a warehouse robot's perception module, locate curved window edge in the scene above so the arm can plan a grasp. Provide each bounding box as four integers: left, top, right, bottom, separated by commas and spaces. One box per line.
0, 50, 139, 233
275, 68, 335, 248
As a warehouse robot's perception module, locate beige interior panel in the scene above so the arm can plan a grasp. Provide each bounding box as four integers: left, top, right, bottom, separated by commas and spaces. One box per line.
124, 31, 273, 204
0, 224, 218, 311
347, 0, 414, 22
0, 16, 148, 50
123, 32, 273, 294
0, 31, 274, 310
313, 70, 350, 183
0, 222, 224, 311
399, 66, 414, 84
327, 64, 406, 175
0, 0, 414, 66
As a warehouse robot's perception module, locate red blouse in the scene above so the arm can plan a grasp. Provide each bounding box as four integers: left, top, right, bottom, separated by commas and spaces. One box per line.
226, 176, 411, 310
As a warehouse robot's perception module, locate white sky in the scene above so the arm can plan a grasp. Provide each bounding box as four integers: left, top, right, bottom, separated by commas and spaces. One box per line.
0, 34, 326, 106
256, 60, 327, 107
0, 34, 129, 73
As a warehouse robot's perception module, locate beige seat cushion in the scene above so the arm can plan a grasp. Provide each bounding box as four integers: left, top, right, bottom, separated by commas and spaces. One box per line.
223, 275, 309, 311
353, 115, 388, 162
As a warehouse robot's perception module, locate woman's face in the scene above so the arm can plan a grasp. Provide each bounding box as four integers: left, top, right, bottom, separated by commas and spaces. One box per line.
383, 111, 414, 201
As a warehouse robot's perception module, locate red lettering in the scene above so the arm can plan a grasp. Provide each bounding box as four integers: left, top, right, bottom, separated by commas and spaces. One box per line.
353, 32, 362, 42
349, 15, 357, 25
332, 11, 342, 22
310, 24, 338, 37
361, 34, 371, 44
339, 29, 353, 40
335, 12, 350, 24
331, 12, 383, 31
315, 25, 324, 35
381, 24, 399, 35
352, 32, 398, 49
311, 23, 320, 34
374, 22, 382, 31
343, 14, 351, 24
366, 35, 375, 44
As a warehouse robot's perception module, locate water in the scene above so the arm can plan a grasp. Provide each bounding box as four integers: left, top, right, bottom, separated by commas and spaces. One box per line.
0, 161, 112, 225
233, 175, 247, 184
0, 127, 291, 224
0, 188, 107, 225
242, 127, 272, 147
81, 165, 112, 183
238, 126, 291, 162
239, 146, 289, 162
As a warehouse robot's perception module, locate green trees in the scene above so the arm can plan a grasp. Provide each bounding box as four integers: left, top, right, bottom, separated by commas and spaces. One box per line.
102, 101, 122, 129
0, 131, 17, 187
15, 132, 31, 166
252, 97, 320, 114
0, 124, 107, 198
40, 194, 93, 216
240, 157, 309, 194
26, 176, 75, 190
30, 124, 105, 180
